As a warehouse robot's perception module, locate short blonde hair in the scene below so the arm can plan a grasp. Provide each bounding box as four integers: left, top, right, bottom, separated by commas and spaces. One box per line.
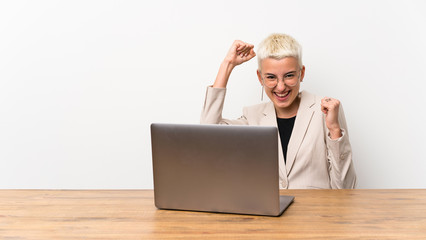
257, 33, 303, 70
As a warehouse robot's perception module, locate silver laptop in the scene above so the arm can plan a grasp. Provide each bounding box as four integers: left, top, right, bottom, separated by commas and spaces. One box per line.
150, 123, 294, 216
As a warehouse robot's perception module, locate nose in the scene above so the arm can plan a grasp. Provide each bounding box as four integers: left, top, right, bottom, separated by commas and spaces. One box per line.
275, 79, 286, 91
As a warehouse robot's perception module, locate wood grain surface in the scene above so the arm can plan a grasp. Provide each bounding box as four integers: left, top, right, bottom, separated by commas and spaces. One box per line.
0, 189, 425, 239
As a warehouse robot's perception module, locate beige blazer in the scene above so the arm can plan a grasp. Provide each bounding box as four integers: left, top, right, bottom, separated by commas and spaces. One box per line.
200, 87, 357, 189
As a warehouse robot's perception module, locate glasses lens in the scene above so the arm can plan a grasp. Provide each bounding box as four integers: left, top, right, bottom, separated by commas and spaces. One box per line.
286, 78, 298, 87
264, 78, 277, 88
263, 71, 300, 88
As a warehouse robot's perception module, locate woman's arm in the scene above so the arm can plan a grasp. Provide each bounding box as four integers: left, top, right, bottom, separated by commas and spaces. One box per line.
213, 40, 256, 88
201, 40, 256, 125
200, 87, 249, 125
325, 104, 357, 189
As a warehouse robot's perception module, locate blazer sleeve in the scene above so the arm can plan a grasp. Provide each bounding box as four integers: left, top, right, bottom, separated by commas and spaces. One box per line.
325, 104, 357, 189
200, 86, 248, 125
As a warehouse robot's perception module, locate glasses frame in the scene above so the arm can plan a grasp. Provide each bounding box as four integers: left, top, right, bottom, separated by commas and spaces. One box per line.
261, 69, 302, 89
260, 69, 302, 101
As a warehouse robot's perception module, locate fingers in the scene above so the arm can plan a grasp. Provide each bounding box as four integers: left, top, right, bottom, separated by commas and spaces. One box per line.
321, 97, 331, 114
321, 97, 340, 114
321, 97, 342, 135
321, 104, 328, 114
238, 48, 256, 61
225, 40, 256, 66
234, 40, 255, 58
237, 46, 253, 57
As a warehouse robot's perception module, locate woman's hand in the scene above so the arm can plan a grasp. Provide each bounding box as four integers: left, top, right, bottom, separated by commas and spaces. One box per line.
213, 40, 256, 88
321, 97, 342, 139
224, 40, 256, 67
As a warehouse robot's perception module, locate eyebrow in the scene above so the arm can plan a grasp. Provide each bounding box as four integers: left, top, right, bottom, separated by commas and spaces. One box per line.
265, 71, 297, 76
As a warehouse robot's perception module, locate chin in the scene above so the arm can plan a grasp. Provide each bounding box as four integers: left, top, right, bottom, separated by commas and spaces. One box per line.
273, 101, 292, 109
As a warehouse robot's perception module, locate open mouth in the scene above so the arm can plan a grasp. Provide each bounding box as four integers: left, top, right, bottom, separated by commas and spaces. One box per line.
274, 90, 291, 99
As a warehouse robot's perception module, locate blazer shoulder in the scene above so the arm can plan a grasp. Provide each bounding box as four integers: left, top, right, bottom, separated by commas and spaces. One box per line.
243, 102, 273, 115
299, 90, 323, 110
300, 90, 346, 111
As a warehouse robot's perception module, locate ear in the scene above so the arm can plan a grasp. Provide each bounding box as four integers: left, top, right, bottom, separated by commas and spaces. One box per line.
257, 70, 263, 86
299, 65, 306, 82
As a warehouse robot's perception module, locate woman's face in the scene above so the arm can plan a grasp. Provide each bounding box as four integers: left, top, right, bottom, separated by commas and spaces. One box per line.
257, 57, 305, 116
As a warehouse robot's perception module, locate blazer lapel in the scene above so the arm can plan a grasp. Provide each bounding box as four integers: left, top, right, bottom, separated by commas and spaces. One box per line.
259, 102, 277, 126
285, 91, 316, 175
260, 102, 288, 184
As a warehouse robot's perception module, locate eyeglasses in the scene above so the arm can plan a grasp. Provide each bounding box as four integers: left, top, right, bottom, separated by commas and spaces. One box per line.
261, 70, 301, 88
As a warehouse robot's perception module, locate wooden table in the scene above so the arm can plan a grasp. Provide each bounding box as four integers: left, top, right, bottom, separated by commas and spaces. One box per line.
0, 189, 425, 239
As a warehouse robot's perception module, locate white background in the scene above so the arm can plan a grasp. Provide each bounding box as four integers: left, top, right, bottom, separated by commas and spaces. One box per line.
1, 0, 425, 189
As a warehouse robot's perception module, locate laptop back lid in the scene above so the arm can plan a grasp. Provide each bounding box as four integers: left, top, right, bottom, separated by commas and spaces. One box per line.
151, 123, 282, 216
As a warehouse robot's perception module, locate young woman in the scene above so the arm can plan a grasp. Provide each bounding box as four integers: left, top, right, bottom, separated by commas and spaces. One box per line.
201, 33, 357, 189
